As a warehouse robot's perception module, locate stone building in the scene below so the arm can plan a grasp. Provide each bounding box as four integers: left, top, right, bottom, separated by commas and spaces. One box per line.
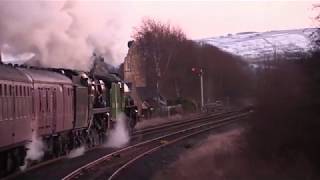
124, 41, 148, 112
124, 41, 169, 115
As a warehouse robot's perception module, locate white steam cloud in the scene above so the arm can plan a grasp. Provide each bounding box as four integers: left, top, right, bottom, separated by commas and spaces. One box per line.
104, 113, 130, 148
20, 133, 46, 171
0, 0, 129, 70
67, 146, 86, 159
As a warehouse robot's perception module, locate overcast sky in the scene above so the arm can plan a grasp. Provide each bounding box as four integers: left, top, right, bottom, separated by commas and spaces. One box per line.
126, 0, 317, 39
1, 0, 318, 66
109, 0, 319, 63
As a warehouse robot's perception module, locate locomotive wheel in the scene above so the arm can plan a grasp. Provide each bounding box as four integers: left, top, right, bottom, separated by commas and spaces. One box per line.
72, 131, 84, 149
14, 147, 25, 167
61, 134, 70, 155
84, 131, 91, 148
80, 131, 86, 147
44, 137, 54, 160
99, 130, 105, 144
91, 129, 99, 147
74, 133, 81, 148
0, 152, 6, 177
85, 130, 94, 148
67, 132, 73, 151
6, 150, 17, 174
126, 116, 135, 136
53, 136, 63, 157
79, 131, 87, 147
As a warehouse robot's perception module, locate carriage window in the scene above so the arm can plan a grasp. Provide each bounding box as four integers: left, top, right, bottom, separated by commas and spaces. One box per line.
39, 88, 42, 112
9, 85, 12, 96
23, 87, 26, 96
46, 89, 49, 112
4, 84, 7, 96
0, 84, 2, 96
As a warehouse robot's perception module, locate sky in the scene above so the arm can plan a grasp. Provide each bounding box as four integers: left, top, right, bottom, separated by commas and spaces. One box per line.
0, 0, 318, 67
128, 0, 318, 39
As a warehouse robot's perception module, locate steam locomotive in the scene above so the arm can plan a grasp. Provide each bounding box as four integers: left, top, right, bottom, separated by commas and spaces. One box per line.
0, 62, 138, 177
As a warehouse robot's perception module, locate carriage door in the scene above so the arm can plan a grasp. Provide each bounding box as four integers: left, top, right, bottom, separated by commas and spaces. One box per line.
38, 88, 44, 134
45, 88, 53, 133
13, 84, 32, 144
0, 83, 14, 147
38, 87, 47, 135
52, 88, 57, 133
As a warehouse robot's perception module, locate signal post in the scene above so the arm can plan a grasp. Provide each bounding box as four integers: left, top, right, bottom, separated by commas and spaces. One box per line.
192, 67, 204, 112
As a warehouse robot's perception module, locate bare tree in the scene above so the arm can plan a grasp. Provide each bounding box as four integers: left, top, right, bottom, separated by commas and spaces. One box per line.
133, 19, 186, 100
132, 19, 252, 109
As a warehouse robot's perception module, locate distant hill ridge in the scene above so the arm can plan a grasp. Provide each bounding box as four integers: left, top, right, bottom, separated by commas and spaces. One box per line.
198, 28, 319, 63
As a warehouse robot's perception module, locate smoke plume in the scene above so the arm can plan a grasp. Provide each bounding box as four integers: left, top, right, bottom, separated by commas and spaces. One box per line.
20, 133, 46, 171
67, 146, 86, 159
104, 113, 130, 148
0, 0, 129, 70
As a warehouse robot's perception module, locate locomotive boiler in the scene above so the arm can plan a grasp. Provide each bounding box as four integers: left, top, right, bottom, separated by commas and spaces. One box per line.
0, 63, 138, 177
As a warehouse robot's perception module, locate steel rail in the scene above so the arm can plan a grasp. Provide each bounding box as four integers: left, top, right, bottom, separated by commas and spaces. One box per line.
109, 115, 246, 180
131, 110, 243, 139
133, 110, 239, 135
6, 110, 243, 180
62, 112, 249, 180
5, 111, 232, 180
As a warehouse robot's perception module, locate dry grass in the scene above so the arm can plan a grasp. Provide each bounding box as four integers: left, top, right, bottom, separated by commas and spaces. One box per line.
152, 126, 317, 180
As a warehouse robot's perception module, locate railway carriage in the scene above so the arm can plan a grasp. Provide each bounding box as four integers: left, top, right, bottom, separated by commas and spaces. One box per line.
0, 65, 33, 151
0, 63, 138, 177
19, 68, 74, 136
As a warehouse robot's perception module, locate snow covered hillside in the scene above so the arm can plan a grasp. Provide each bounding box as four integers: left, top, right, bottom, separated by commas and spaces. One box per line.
198, 28, 318, 64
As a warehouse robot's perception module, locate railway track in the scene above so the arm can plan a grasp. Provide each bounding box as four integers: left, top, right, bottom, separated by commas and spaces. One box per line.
62, 111, 249, 180
6, 109, 248, 180
131, 110, 245, 139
